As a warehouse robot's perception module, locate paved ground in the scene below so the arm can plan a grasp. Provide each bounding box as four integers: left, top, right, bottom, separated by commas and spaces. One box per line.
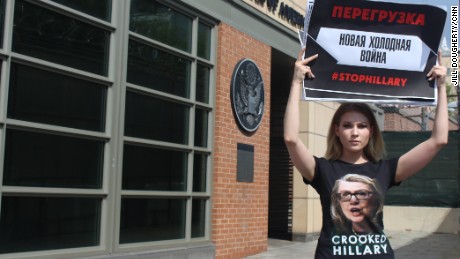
245, 231, 460, 258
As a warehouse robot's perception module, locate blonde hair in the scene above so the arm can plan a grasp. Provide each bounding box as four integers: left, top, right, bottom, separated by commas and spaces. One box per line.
325, 103, 385, 162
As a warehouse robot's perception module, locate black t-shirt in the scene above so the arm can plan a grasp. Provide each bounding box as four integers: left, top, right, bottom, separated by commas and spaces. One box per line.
303, 156, 400, 259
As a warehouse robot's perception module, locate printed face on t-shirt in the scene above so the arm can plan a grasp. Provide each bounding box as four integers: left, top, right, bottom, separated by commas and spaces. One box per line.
337, 181, 374, 224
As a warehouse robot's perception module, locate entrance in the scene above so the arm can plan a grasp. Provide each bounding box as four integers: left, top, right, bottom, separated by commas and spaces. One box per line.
268, 48, 296, 240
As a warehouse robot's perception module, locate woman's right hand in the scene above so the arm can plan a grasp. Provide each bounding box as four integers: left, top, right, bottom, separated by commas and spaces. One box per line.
292, 47, 318, 85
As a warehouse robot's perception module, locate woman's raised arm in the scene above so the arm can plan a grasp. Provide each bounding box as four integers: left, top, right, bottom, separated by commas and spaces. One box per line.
284, 48, 318, 182
395, 52, 449, 183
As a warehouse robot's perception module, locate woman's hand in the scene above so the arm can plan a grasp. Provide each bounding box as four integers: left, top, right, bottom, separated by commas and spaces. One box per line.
427, 51, 447, 86
292, 48, 318, 85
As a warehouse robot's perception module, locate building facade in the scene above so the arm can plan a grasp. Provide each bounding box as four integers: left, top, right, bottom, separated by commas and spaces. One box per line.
0, 0, 303, 258
0, 1, 457, 259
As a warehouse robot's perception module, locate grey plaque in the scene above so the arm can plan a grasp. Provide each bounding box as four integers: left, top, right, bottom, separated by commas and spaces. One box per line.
237, 143, 254, 182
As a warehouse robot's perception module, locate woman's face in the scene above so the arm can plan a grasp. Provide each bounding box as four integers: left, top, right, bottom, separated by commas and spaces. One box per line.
338, 181, 374, 223
335, 111, 372, 154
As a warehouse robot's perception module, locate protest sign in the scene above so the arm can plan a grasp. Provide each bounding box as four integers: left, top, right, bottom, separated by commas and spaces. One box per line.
302, 0, 448, 104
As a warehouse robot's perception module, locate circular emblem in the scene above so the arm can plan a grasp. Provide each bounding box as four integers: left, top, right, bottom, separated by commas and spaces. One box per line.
231, 59, 265, 132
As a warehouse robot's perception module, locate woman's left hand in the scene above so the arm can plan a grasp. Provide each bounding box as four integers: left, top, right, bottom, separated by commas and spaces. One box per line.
427, 51, 447, 86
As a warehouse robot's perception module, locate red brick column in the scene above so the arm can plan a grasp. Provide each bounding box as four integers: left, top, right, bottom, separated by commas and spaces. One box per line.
212, 23, 271, 258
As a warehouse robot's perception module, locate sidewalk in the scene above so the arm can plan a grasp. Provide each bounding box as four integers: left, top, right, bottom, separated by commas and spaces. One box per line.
245, 231, 460, 258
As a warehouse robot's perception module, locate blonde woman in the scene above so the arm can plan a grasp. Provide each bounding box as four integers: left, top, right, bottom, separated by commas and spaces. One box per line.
284, 48, 448, 258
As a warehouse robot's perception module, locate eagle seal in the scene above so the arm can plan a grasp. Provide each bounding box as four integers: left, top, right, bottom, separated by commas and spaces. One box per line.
231, 59, 265, 132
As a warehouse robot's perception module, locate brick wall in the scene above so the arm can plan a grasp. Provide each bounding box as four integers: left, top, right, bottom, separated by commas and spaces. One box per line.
384, 113, 421, 131
212, 23, 271, 258
384, 109, 458, 131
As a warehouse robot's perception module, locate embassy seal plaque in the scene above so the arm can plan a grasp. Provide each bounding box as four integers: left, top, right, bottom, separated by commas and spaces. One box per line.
231, 59, 265, 132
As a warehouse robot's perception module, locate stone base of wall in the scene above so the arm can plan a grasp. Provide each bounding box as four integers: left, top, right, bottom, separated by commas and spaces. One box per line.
83, 243, 215, 259
292, 232, 320, 243
384, 206, 460, 234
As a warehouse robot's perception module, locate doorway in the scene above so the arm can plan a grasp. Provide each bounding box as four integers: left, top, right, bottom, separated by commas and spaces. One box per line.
268, 48, 296, 240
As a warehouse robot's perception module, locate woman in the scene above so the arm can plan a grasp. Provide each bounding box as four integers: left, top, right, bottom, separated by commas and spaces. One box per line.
284, 48, 448, 258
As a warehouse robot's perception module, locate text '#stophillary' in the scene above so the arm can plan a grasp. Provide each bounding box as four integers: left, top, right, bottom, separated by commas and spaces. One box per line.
331, 72, 408, 87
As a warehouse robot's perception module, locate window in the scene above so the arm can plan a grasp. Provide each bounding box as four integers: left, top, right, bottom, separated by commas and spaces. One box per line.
0, 0, 215, 257
120, 0, 214, 244
8, 64, 107, 131
0, 196, 101, 253
124, 91, 189, 144
3, 129, 104, 188
0, 0, 5, 48
196, 64, 211, 104
51, 0, 112, 21
198, 22, 212, 60
13, 0, 110, 75
127, 40, 191, 98
129, 0, 192, 52
122, 144, 187, 191
119, 198, 186, 243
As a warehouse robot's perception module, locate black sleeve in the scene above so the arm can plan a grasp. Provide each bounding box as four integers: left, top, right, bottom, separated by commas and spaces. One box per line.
388, 156, 402, 187
302, 156, 323, 193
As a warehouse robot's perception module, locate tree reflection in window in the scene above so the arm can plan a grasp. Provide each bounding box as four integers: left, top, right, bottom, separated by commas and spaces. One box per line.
130, 0, 192, 53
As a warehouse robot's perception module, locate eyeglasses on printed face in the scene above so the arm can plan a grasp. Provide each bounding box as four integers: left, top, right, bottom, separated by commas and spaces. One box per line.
337, 190, 373, 201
